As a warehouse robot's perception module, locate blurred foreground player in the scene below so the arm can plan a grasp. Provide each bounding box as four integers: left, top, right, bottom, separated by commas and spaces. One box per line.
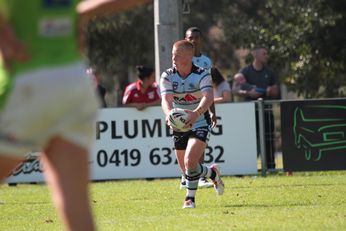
0, 0, 150, 230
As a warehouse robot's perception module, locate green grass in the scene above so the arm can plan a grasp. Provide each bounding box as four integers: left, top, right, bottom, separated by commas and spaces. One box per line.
1, 171, 346, 230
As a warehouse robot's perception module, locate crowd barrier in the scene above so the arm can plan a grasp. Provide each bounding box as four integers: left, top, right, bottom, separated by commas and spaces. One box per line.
7, 98, 346, 183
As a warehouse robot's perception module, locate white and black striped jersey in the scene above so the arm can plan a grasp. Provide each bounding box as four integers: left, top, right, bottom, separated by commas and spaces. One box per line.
160, 65, 212, 128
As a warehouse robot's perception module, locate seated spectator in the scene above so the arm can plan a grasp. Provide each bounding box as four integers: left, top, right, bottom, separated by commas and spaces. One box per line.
232, 72, 266, 97
211, 67, 231, 103
122, 65, 160, 110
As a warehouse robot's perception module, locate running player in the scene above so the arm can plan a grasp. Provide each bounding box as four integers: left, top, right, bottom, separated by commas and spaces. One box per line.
160, 40, 224, 208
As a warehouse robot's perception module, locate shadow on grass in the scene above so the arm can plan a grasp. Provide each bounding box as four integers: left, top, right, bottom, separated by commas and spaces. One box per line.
223, 202, 315, 208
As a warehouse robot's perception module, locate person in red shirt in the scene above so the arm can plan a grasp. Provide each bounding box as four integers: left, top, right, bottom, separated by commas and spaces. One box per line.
122, 65, 161, 110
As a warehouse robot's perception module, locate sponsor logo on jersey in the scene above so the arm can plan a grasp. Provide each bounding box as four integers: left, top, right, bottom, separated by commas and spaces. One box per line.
38, 17, 72, 37
173, 94, 197, 103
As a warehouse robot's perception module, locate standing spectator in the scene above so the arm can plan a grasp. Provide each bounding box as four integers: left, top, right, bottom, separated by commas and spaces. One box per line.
233, 46, 280, 169
185, 26, 215, 188
0, 0, 150, 230
211, 67, 231, 103
122, 65, 160, 110
160, 40, 224, 209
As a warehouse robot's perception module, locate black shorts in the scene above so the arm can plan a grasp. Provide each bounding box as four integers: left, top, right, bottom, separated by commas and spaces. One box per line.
173, 126, 211, 150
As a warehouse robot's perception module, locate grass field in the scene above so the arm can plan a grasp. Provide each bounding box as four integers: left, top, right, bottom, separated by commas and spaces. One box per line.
1, 171, 346, 231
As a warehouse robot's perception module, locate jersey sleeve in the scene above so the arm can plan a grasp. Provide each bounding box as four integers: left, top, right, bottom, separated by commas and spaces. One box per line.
199, 71, 213, 92
159, 71, 173, 96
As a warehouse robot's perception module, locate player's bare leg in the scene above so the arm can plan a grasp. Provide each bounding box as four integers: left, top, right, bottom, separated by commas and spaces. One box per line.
0, 155, 23, 182
175, 149, 187, 188
183, 138, 207, 208
41, 136, 95, 231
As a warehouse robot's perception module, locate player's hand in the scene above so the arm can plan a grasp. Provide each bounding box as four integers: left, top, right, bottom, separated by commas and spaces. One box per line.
0, 21, 30, 69
210, 112, 217, 128
183, 109, 198, 129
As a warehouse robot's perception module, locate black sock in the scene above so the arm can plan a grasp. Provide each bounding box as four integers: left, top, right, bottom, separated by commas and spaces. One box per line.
185, 196, 195, 202
210, 169, 216, 180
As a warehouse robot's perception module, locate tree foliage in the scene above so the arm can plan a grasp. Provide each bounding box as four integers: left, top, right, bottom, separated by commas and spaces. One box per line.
185, 0, 346, 98
86, 0, 346, 99
86, 4, 154, 93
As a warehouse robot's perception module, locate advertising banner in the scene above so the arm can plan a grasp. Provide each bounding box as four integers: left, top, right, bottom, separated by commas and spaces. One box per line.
7, 103, 258, 183
281, 98, 346, 171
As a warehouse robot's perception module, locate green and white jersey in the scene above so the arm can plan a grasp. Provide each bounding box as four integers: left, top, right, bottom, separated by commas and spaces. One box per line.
0, 0, 80, 109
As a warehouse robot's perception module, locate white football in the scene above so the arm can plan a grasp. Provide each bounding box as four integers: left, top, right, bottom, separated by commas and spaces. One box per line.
168, 108, 190, 132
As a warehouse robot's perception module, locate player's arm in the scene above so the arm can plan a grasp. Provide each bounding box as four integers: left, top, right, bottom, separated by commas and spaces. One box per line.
185, 88, 214, 128
161, 93, 175, 128
0, 15, 29, 69
161, 94, 174, 116
77, 0, 151, 18
208, 102, 217, 128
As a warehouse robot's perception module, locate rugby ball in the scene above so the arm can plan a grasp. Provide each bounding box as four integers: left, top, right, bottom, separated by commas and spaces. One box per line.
168, 108, 190, 132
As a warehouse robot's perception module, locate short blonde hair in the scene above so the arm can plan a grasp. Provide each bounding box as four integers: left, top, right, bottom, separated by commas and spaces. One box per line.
173, 40, 194, 54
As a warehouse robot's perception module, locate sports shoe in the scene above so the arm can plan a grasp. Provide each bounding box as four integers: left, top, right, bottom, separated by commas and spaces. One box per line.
210, 164, 224, 195
180, 175, 187, 189
182, 199, 195, 209
198, 177, 214, 188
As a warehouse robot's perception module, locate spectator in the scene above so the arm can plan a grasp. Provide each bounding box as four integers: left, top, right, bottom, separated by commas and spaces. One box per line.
185, 26, 215, 188
0, 0, 149, 230
211, 67, 231, 103
233, 46, 280, 170
122, 65, 160, 110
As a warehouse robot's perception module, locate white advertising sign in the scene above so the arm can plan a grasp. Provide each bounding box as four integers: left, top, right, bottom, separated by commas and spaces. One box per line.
7, 102, 258, 183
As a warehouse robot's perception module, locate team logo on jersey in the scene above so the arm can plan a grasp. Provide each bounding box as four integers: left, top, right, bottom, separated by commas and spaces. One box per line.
38, 17, 72, 37
173, 82, 178, 90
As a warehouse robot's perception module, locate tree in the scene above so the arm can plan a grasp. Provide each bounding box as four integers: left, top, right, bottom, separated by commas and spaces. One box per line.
86, 4, 154, 105
219, 0, 346, 98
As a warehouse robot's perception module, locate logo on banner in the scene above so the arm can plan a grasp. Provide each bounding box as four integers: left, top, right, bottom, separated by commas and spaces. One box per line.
293, 105, 346, 161
11, 152, 43, 176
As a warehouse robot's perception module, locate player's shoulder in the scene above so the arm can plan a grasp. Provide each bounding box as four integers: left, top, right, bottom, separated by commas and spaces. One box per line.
191, 64, 209, 76
162, 67, 177, 77
201, 54, 212, 63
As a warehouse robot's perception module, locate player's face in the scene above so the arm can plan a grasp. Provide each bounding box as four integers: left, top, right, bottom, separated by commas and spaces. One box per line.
185, 31, 201, 50
172, 46, 192, 71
